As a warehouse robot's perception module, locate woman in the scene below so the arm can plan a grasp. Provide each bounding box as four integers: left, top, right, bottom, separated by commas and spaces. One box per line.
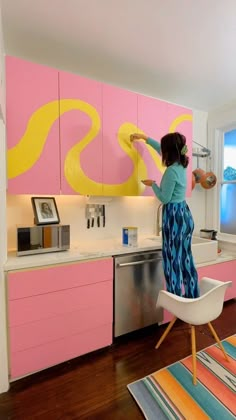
40, 202, 53, 219
130, 132, 199, 298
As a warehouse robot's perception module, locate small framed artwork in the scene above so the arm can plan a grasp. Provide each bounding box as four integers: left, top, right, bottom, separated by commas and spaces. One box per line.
31, 197, 60, 225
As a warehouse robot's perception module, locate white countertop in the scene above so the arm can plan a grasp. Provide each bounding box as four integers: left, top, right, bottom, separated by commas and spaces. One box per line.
197, 251, 236, 267
4, 236, 163, 271
4, 236, 236, 271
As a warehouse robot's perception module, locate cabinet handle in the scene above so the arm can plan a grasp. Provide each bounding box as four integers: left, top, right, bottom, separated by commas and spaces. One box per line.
117, 257, 162, 267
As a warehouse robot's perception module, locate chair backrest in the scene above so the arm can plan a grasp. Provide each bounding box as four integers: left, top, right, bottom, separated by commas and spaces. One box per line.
157, 278, 232, 325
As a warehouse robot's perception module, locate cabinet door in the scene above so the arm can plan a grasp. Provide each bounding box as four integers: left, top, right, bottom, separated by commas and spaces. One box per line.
59, 71, 103, 195
137, 95, 168, 196
102, 84, 139, 195
137, 96, 193, 197
6, 56, 60, 194
167, 103, 193, 197
197, 260, 236, 301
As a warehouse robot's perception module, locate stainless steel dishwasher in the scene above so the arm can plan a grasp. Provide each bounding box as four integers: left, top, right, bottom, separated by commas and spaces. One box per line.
114, 250, 164, 337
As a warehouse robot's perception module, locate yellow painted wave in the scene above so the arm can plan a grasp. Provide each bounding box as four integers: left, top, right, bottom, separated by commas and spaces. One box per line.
7, 99, 192, 195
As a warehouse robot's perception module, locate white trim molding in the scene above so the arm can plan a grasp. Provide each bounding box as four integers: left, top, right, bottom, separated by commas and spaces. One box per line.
0, 118, 9, 393
207, 102, 236, 241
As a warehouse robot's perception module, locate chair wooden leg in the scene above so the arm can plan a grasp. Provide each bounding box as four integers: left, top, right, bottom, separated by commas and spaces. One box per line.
207, 322, 229, 362
191, 325, 197, 385
155, 317, 177, 349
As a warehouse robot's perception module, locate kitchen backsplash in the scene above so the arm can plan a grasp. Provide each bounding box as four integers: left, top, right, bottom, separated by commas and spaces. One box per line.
7, 187, 205, 251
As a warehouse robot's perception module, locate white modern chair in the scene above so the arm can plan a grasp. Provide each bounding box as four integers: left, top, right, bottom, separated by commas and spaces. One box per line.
155, 277, 232, 385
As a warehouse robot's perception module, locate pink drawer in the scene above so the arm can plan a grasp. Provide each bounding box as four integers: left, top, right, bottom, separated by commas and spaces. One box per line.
10, 324, 112, 379
9, 280, 113, 327
10, 303, 112, 352
8, 258, 113, 299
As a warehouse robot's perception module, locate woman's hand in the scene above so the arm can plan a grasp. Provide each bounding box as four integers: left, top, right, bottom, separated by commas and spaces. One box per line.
141, 179, 155, 187
130, 133, 148, 142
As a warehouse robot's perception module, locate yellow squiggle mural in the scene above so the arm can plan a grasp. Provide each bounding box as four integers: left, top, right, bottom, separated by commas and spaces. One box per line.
169, 114, 192, 133
8, 101, 60, 178
7, 99, 192, 195
61, 102, 144, 195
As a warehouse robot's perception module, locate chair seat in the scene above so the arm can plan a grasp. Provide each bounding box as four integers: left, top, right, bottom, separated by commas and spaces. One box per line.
157, 277, 232, 325
155, 277, 232, 385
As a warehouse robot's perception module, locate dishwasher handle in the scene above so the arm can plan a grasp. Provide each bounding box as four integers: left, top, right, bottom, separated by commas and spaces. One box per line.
116, 257, 162, 268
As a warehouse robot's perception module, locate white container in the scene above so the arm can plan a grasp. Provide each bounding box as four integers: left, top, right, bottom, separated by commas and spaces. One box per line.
122, 227, 138, 247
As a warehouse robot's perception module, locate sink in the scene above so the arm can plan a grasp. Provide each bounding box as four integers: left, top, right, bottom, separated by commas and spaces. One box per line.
146, 236, 218, 264
192, 236, 218, 264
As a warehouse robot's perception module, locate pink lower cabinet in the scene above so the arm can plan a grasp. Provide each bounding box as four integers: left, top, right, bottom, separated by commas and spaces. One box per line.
162, 260, 236, 324
197, 260, 236, 301
162, 309, 174, 324
7, 258, 113, 379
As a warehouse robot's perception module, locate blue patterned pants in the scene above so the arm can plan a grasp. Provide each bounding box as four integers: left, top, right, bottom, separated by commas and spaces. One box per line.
162, 201, 200, 298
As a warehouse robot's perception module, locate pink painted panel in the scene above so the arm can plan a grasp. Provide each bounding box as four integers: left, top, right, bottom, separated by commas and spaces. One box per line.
10, 303, 112, 352
6, 56, 60, 194
137, 95, 193, 197
8, 258, 113, 300
159, 277, 174, 324
138, 94, 168, 139
102, 84, 138, 195
197, 260, 236, 301
9, 280, 113, 327
163, 309, 174, 324
10, 324, 112, 378
137, 95, 168, 196
162, 278, 174, 324
59, 71, 103, 194
167, 103, 193, 197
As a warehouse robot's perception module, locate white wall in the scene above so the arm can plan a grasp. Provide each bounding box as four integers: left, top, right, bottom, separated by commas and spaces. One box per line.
7, 110, 208, 250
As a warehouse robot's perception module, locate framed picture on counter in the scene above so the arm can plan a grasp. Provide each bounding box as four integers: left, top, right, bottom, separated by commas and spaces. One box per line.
31, 197, 60, 225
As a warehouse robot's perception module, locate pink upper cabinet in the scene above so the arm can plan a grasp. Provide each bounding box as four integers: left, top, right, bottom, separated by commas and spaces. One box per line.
102, 84, 139, 196
6, 56, 60, 194
59, 71, 103, 195
167, 102, 193, 197
137, 95, 193, 197
137, 95, 168, 196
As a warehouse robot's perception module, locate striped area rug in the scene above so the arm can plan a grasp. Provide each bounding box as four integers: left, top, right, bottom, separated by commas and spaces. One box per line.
128, 335, 236, 420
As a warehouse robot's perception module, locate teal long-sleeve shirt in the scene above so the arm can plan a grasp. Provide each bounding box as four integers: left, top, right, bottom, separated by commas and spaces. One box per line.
147, 137, 187, 204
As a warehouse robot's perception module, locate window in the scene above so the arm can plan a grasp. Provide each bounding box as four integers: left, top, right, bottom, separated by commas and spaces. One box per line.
220, 129, 236, 235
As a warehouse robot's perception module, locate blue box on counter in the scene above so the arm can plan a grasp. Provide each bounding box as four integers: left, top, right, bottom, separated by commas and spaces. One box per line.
122, 227, 138, 247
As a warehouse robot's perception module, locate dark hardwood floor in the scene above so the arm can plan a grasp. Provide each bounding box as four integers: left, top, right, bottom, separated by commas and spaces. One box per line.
0, 300, 235, 420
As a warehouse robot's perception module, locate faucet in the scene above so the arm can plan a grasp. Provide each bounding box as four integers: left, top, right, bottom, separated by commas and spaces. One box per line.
156, 203, 163, 236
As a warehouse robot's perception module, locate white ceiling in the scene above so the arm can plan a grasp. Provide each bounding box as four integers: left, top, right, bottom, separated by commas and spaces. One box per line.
1, 0, 236, 111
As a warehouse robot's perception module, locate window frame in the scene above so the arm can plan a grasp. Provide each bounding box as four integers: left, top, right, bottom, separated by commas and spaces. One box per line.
207, 107, 236, 244
219, 129, 236, 237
